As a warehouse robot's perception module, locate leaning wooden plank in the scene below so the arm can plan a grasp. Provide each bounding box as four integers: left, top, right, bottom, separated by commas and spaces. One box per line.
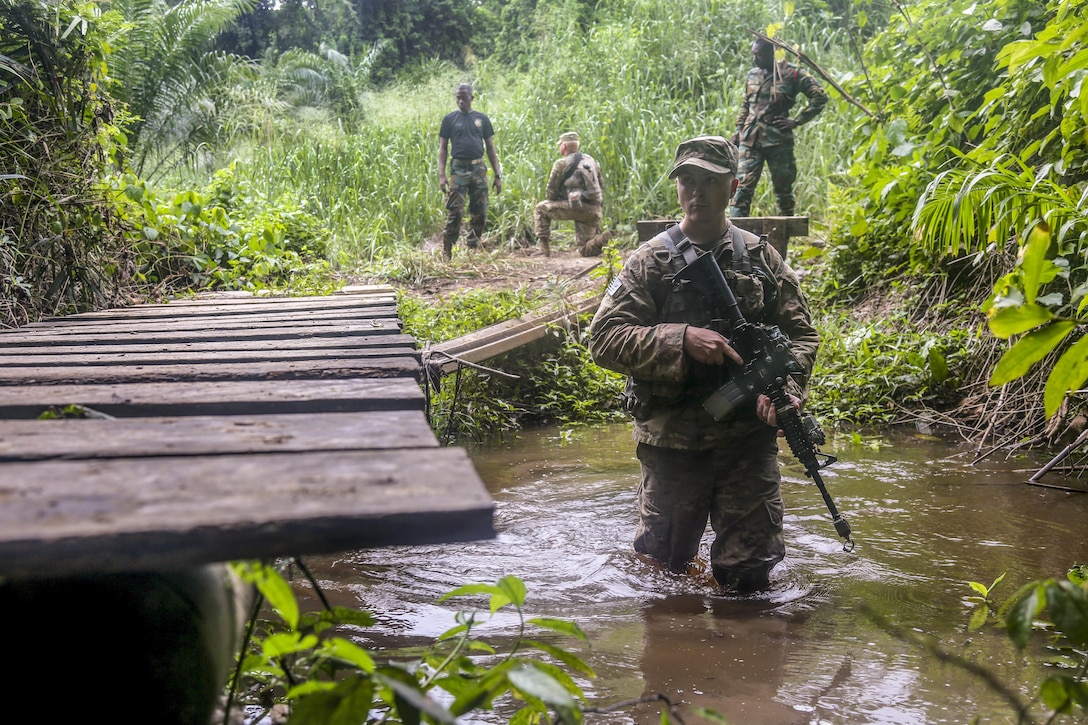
0, 410, 438, 461
0, 344, 418, 368
0, 377, 425, 418
0, 322, 402, 348
0, 334, 415, 358
432, 293, 602, 358
0, 354, 420, 386
0, 448, 494, 579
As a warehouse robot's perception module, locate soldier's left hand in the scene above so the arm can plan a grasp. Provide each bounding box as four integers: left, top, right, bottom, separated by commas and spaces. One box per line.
493, 176, 503, 193
756, 392, 801, 428
771, 117, 800, 131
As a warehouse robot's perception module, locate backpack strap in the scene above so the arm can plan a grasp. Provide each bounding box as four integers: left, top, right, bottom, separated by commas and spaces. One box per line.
560, 153, 583, 187
662, 222, 750, 273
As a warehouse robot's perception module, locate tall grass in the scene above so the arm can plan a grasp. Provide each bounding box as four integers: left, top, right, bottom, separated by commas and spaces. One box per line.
171, 0, 863, 263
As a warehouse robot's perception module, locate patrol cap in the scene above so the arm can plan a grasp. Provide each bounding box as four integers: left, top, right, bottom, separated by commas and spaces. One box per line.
558, 131, 579, 144
668, 135, 738, 179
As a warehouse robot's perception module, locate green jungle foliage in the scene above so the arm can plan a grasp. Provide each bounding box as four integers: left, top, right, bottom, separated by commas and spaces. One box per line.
230, 562, 602, 725
4, 0, 1088, 436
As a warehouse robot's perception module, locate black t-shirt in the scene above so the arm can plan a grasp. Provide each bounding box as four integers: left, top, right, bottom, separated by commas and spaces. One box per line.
440, 110, 494, 160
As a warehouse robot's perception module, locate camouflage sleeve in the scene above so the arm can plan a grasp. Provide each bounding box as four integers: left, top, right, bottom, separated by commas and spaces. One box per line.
793, 68, 828, 127
588, 246, 689, 383
544, 158, 566, 201
761, 243, 820, 399
734, 77, 751, 132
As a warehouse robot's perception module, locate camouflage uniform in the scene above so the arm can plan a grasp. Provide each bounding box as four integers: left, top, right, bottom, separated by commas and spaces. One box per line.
731, 61, 827, 217
534, 152, 604, 256
440, 108, 495, 256
588, 223, 820, 589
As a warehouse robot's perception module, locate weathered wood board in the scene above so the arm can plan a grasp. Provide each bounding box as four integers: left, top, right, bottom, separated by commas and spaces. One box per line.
0, 410, 438, 461
0, 447, 493, 579
0, 287, 496, 579
0, 378, 426, 418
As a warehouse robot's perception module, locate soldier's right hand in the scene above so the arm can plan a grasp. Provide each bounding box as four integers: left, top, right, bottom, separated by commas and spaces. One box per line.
439, 176, 448, 193
683, 326, 744, 367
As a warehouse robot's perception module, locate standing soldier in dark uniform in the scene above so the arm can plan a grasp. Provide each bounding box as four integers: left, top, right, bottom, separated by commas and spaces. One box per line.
438, 83, 502, 260
730, 36, 827, 218
534, 131, 605, 257
589, 136, 820, 593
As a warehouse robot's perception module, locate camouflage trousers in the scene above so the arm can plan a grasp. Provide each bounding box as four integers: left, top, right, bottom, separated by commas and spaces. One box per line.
730, 143, 797, 217
533, 199, 601, 256
633, 427, 786, 591
443, 160, 489, 256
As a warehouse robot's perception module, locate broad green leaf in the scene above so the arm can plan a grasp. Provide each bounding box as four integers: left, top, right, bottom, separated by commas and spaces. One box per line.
1039, 676, 1075, 712
1044, 334, 1088, 417
968, 605, 990, 632
507, 665, 581, 725
375, 665, 457, 725
232, 562, 300, 629
439, 583, 505, 602
927, 348, 949, 384
987, 303, 1055, 338
989, 321, 1075, 385
263, 631, 318, 658
969, 581, 989, 596
321, 637, 376, 673
524, 639, 597, 677
689, 707, 730, 724
1007, 586, 1043, 650
289, 678, 375, 725
496, 575, 527, 609
528, 617, 589, 640
1044, 580, 1088, 648
1020, 223, 1052, 304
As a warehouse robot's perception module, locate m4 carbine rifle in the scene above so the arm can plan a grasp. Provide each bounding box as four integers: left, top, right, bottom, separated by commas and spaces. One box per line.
675, 240, 854, 551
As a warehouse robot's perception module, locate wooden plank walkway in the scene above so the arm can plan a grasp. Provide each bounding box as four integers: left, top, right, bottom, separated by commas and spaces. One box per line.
0, 286, 495, 580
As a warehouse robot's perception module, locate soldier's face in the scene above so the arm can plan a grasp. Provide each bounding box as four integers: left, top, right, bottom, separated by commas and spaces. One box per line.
455, 88, 473, 112
676, 167, 737, 222
753, 41, 774, 70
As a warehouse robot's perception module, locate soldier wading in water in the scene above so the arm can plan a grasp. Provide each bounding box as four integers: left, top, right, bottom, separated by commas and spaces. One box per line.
589, 136, 820, 593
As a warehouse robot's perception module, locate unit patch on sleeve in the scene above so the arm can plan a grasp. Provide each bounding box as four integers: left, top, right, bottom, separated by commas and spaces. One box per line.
606, 277, 623, 297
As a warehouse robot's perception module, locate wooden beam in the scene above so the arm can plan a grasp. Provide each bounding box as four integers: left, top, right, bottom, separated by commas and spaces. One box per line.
0, 377, 426, 418
636, 216, 809, 258
0, 447, 494, 579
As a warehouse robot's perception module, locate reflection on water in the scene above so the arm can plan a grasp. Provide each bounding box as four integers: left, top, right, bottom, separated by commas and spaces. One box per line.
303, 423, 1088, 723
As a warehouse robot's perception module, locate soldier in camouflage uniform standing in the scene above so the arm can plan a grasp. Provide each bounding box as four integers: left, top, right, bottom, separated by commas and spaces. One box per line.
438, 83, 503, 260
730, 37, 827, 218
534, 131, 605, 257
589, 136, 820, 593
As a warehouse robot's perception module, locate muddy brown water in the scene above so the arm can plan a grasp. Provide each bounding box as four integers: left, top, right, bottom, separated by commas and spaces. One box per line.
301, 423, 1088, 724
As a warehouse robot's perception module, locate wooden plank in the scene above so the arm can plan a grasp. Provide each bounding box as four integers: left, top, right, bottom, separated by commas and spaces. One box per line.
0, 411, 438, 461
433, 295, 603, 374
0, 322, 401, 348
0, 447, 494, 579
432, 293, 601, 357
30, 300, 398, 326
0, 334, 416, 358
0, 354, 420, 386
38, 293, 402, 322
0, 378, 425, 418
635, 216, 809, 257
9, 306, 400, 336
0, 344, 418, 367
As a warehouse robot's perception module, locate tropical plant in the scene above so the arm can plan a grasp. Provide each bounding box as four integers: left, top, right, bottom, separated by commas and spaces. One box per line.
0, 0, 135, 325
962, 565, 1088, 722
228, 562, 596, 725
102, 0, 255, 178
